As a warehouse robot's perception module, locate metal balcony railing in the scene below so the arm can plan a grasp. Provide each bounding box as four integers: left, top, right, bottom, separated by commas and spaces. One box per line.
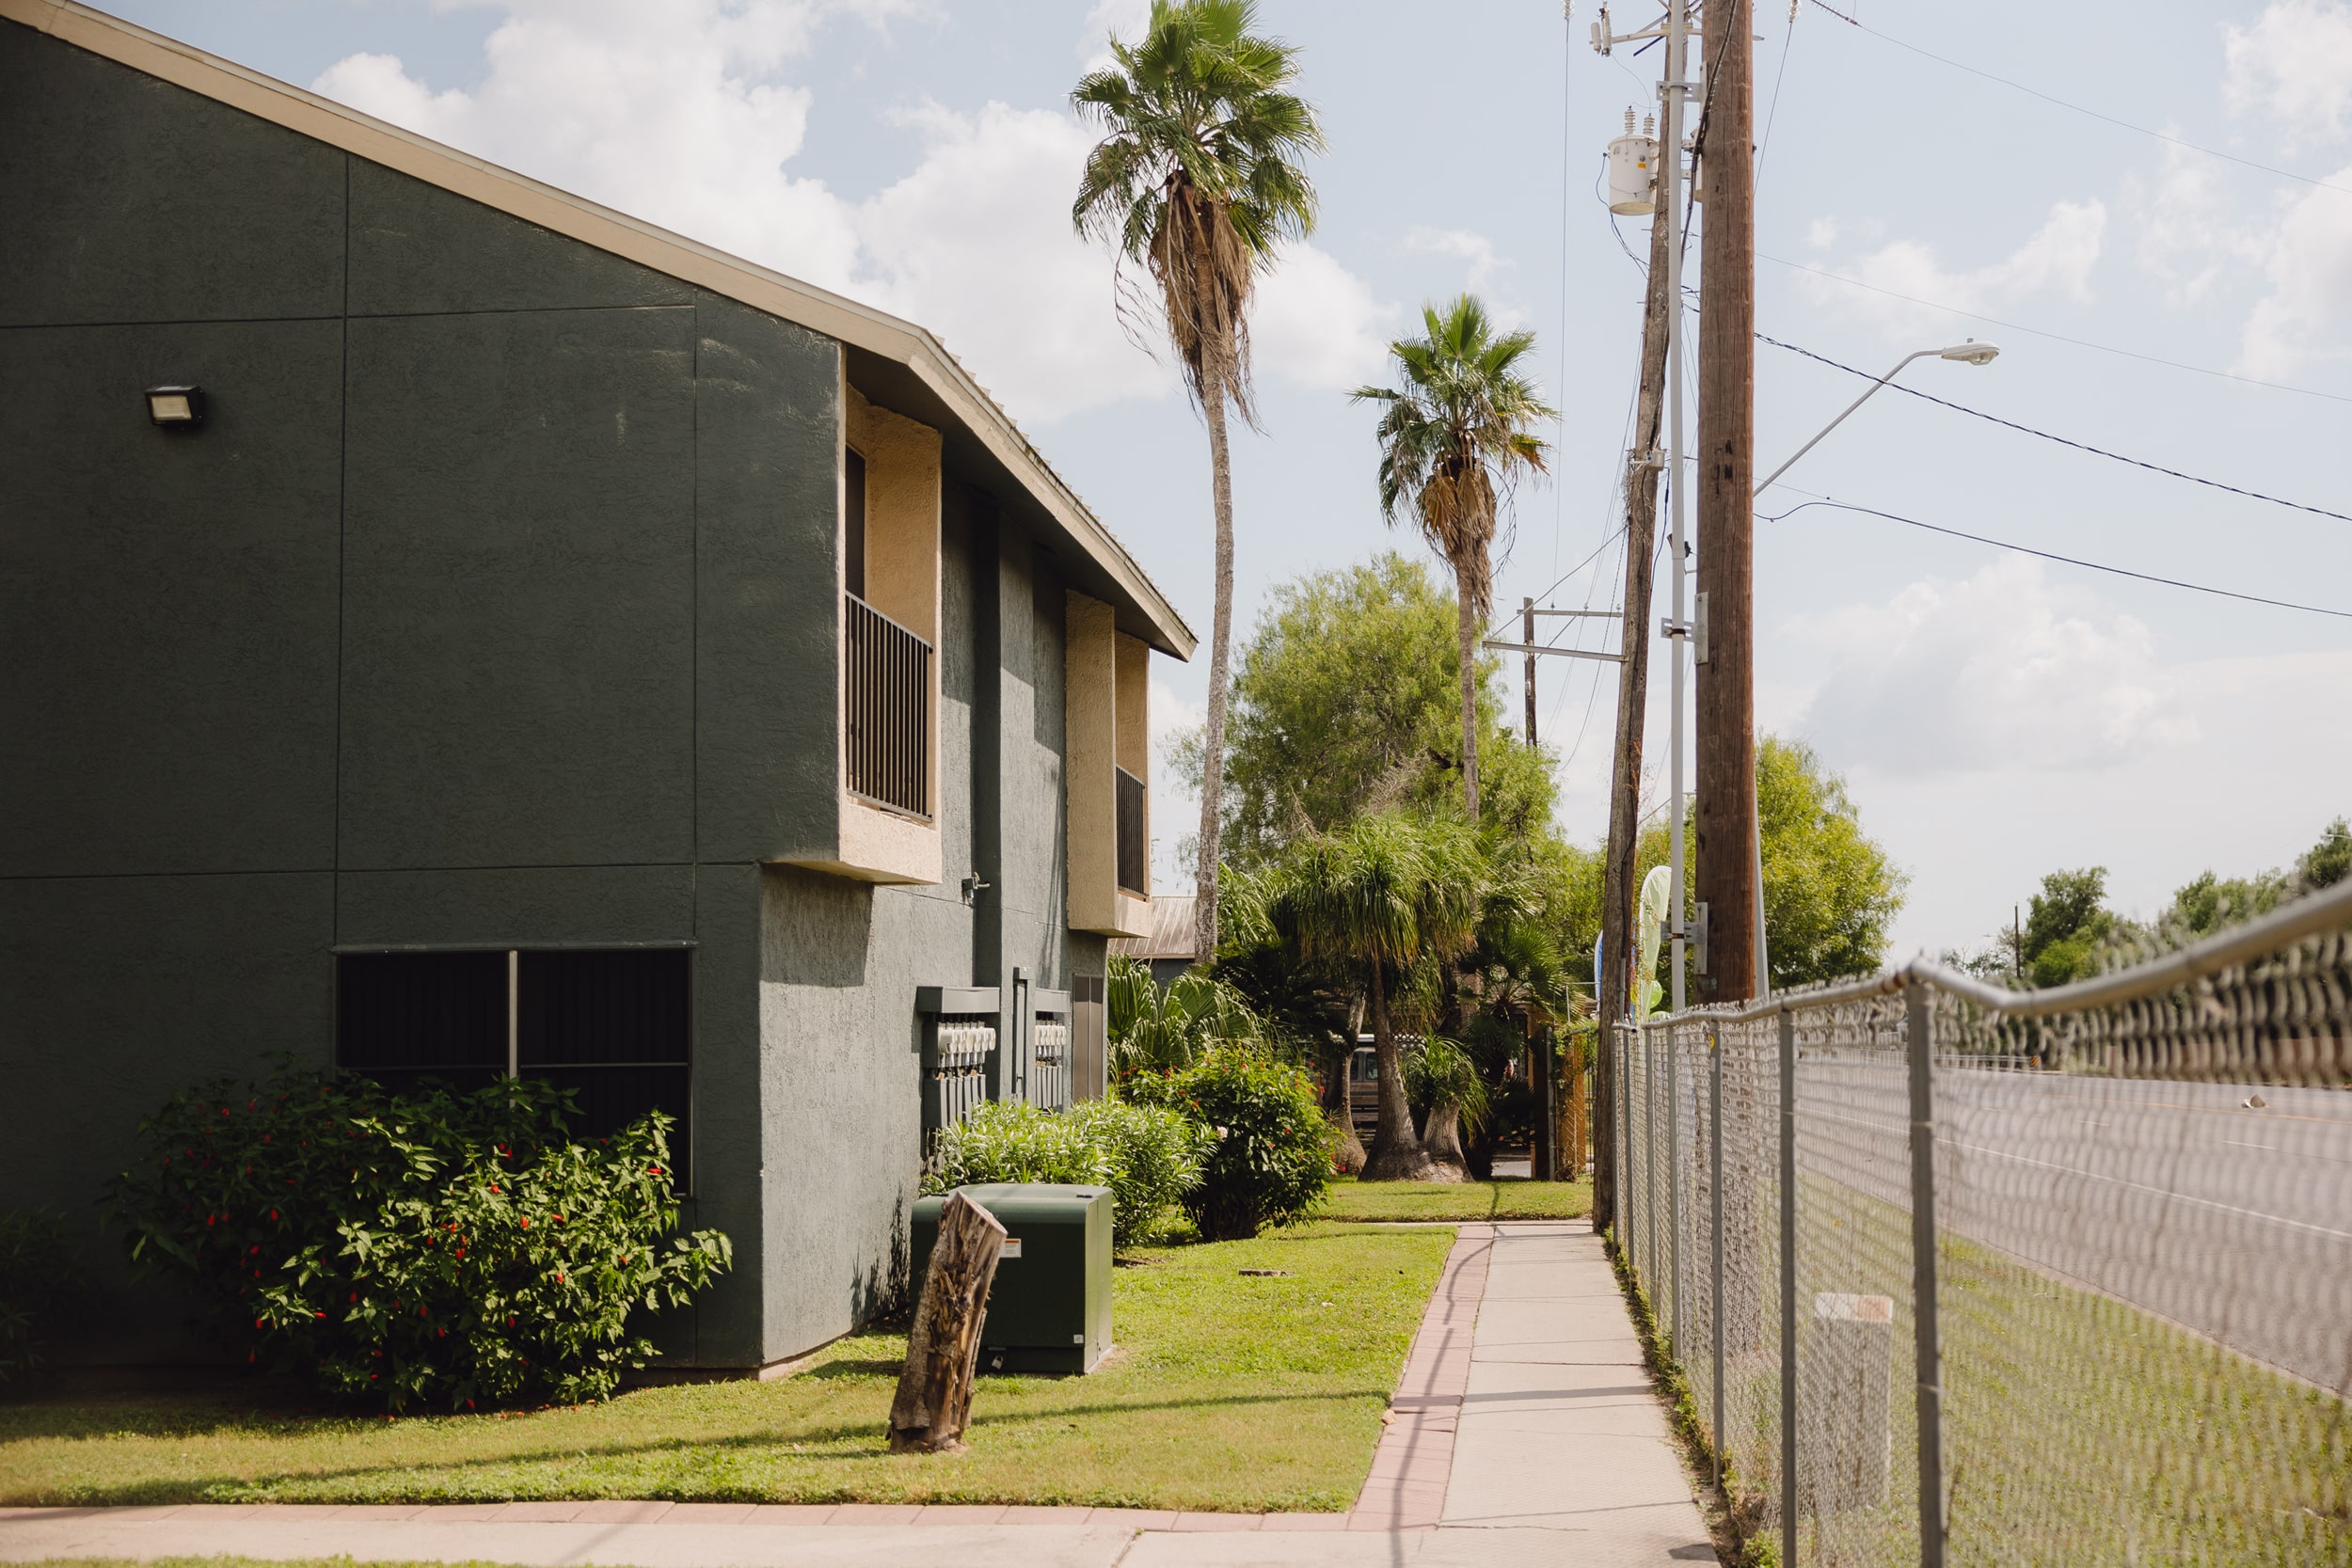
846, 592, 931, 820
1115, 766, 1147, 895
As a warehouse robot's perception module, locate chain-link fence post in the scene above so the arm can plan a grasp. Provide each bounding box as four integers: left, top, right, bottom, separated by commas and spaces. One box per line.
1670, 1023, 1685, 1354
1643, 1026, 1657, 1292
1906, 978, 1947, 1568
1778, 1005, 1797, 1568
1709, 1019, 1724, 1490
1614, 1025, 1628, 1243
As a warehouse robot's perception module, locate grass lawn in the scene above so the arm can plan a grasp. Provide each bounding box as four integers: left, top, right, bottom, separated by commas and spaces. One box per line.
1319, 1176, 1591, 1223
0, 1222, 1452, 1514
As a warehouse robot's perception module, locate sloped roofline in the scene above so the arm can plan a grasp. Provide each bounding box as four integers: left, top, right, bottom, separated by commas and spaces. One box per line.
2, 0, 1196, 659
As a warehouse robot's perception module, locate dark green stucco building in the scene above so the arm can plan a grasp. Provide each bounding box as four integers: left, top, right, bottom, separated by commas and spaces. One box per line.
0, 1, 1186, 1372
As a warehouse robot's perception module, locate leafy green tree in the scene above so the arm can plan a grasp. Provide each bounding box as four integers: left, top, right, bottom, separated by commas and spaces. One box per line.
1202, 552, 1553, 864
2023, 867, 2113, 988
1073, 0, 1324, 958
1265, 811, 1482, 1180
1756, 737, 1908, 987
2161, 869, 2290, 940
1612, 737, 1902, 997
1352, 296, 1555, 822
2142, 816, 2349, 942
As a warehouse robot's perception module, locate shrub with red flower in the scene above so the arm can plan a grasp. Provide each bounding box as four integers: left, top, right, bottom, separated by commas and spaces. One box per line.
106, 1069, 729, 1413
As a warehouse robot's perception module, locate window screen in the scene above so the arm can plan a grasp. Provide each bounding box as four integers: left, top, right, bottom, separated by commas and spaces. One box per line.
335, 950, 507, 1096
519, 948, 692, 1175
336, 948, 693, 1183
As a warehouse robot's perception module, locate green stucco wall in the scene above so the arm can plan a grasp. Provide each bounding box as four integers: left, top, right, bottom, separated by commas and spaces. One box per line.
0, 18, 1090, 1370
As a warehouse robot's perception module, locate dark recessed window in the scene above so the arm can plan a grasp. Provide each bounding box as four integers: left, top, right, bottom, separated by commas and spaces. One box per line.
336, 951, 508, 1096
336, 948, 693, 1184
845, 445, 867, 600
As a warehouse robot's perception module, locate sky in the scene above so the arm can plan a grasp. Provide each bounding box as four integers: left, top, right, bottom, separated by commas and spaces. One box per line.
100, 0, 2352, 960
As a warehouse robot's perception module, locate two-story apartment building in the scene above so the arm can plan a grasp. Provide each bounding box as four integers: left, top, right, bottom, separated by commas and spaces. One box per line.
0, 0, 1180, 1372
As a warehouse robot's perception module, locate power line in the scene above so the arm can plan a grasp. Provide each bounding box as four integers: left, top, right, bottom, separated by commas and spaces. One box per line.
1801, 0, 2352, 198
1758, 333, 2352, 523
1755, 0, 1800, 192
1757, 252, 2352, 406
1758, 494, 2352, 620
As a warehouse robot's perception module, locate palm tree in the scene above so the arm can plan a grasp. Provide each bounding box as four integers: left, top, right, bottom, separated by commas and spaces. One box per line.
1352, 295, 1556, 822
1072, 0, 1324, 957
1266, 812, 1482, 1180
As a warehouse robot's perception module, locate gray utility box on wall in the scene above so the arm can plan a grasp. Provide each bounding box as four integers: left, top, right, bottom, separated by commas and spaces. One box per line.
910, 1183, 1111, 1374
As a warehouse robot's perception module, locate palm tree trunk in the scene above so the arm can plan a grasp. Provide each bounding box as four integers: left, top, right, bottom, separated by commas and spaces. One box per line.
1193, 360, 1236, 959
1361, 963, 1433, 1181
1423, 1101, 1468, 1172
1454, 575, 1480, 822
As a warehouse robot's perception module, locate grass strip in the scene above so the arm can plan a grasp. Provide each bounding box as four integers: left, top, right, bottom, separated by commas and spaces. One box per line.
0, 1222, 1452, 1513
1318, 1177, 1591, 1223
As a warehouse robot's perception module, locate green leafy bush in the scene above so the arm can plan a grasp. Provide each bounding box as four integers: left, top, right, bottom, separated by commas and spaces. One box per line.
926, 1100, 1108, 1190
1070, 1100, 1205, 1246
922, 1100, 1204, 1247
106, 1069, 730, 1413
1147, 1050, 1335, 1241
0, 1211, 88, 1386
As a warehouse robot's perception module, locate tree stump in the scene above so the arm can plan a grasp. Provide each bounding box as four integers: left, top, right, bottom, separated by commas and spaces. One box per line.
887, 1191, 1006, 1454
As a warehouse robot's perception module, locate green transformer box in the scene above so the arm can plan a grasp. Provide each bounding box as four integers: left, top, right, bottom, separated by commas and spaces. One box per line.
910, 1182, 1112, 1373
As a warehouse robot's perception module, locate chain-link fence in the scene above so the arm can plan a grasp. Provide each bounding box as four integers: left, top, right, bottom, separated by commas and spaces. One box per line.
1612, 880, 2352, 1567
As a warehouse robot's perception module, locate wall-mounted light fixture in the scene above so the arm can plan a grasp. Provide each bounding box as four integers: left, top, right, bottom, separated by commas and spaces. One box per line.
145, 385, 205, 427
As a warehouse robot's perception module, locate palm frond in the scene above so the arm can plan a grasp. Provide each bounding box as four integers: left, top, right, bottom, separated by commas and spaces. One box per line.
1071, 0, 1324, 424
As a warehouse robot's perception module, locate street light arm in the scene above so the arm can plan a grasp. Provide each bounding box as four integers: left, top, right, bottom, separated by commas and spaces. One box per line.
1753, 348, 1936, 498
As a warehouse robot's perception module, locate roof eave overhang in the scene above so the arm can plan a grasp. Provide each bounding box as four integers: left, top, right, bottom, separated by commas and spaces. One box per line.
2, 0, 1197, 660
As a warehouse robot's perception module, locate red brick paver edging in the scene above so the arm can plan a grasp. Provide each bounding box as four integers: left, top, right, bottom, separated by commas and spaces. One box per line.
1348, 1221, 1494, 1530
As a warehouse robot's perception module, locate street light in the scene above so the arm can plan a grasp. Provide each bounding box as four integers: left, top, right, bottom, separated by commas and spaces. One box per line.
1736, 340, 1999, 997
1754, 340, 1999, 496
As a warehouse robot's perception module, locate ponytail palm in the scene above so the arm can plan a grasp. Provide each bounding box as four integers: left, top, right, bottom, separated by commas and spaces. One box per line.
1073, 0, 1324, 958
1267, 812, 1482, 1181
1353, 295, 1555, 822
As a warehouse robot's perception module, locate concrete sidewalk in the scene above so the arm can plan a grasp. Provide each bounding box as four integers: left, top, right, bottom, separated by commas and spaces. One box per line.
1439, 1223, 1715, 1560
0, 1220, 1715, 1567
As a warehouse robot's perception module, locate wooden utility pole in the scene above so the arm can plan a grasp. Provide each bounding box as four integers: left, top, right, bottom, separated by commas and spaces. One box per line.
1595, 155, 1677, 1227
1695, 0, 1758, 1003
1520, 597, 1556, 1183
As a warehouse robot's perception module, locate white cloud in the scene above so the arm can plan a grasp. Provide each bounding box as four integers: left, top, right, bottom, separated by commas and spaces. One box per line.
856, 100, 1170, 421
1798, 200, 2106, 336
2116, 5, 2352, 374
1779, 562, 2352, 956
315, 0, 1384, 427
1853, 646, 2352, 957
315, 0, 875, 290
2132, 140, 2265, 308
2224, 0, 2352, 151
2235, 161, 2352, 376
1406, 225, 1503, 293
1790, 555, 2197, 775
1077, 0, 1150, 68
1251, 242, 1398, 391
